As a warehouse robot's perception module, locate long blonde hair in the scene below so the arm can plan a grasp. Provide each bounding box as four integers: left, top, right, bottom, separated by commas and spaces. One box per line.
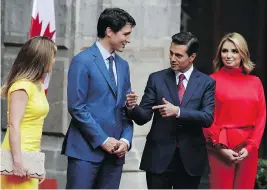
1, 36, 57, 97
213, 32, 255, 74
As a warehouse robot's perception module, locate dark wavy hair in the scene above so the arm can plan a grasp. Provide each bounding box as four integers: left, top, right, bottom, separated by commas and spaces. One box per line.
171, 32, 199, 56
97, 8, 136, 38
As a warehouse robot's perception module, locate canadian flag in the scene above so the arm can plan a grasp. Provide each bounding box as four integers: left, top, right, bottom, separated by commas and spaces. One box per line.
29, 0, 56, 94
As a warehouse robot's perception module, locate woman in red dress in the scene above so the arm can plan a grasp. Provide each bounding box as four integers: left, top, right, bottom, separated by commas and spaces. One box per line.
203, 32, 266, 189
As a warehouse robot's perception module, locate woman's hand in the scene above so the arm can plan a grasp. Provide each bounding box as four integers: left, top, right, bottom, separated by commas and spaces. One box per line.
38, 169, 46, 184
13, 161, 27, 177
218, 148, 239, 163
235, 148, 249, 163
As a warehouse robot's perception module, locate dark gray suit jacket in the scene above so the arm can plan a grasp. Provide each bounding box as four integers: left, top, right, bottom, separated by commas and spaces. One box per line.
128, 68, 215, 176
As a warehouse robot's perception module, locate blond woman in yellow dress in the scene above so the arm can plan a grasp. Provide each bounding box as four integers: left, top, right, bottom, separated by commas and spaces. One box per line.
0, 36, 57, 189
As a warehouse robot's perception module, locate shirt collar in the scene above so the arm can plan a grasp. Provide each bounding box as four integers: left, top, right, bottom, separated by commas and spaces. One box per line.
175, 65, 194, 81
96, 41, 115, 61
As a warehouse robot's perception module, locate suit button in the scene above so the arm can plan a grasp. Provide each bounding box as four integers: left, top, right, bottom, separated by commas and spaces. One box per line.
178, 124, 182, 127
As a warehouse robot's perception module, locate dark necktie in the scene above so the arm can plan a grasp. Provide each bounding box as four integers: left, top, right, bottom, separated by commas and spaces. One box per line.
177, 74, 186, 104
108, 56, 117, 95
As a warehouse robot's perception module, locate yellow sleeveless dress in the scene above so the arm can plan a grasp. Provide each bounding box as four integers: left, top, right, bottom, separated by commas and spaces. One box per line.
1, 80, 49, 189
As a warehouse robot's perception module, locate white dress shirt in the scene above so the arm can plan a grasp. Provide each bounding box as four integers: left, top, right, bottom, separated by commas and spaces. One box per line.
175, 65, 194, 117
96, 41, 129, 148
96, 41, 117, 85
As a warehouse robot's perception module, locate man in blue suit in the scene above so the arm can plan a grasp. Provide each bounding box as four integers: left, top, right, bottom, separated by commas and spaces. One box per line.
61, 8, 136, 189
126, 32, 215, 189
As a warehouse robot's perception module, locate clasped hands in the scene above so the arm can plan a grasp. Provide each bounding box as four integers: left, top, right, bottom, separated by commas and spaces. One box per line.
218, 148, 248, 164
101, 138, 128, 158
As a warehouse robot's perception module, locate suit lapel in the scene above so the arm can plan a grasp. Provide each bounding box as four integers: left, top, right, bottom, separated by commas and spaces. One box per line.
92, 44, 117, 97
115, 54, 122, 105
164, 68, 179, 106
181, 68, 200, 107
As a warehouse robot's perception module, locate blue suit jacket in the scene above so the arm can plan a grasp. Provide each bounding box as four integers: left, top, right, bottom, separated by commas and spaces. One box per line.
128, 68, 215, 175
62, 43, 133, 165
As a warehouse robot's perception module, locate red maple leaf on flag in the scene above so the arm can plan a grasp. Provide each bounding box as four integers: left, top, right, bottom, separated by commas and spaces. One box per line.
30, 13, 56, 39
43, 23, 56, 39
30, 13, 42, 37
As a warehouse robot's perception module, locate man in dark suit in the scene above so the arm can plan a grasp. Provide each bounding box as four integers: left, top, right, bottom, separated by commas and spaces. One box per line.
61, 8, 136, 189
126, 32, 215, 189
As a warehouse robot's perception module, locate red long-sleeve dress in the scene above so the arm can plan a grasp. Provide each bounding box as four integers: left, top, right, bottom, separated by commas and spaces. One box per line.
203, 66, 266, 154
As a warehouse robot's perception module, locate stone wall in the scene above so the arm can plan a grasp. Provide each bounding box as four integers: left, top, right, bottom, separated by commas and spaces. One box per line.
1, 0, 182, 188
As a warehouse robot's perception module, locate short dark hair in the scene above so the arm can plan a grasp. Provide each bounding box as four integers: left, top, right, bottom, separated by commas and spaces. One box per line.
97, 8, 136, 38
171, 32, 199, 56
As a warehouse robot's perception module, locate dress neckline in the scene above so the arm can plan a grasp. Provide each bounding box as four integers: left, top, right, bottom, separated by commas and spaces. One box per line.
220, 66, 244, 75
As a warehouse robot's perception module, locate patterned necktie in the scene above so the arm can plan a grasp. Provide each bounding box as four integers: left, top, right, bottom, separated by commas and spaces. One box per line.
177, 74, 186, 104
108, 56, 117, 95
